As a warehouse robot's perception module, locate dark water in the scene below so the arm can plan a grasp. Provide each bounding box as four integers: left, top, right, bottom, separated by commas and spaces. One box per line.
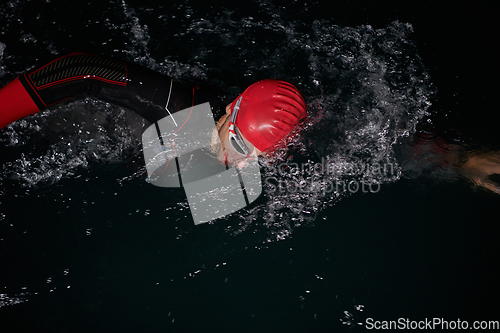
1, 1, 497, 332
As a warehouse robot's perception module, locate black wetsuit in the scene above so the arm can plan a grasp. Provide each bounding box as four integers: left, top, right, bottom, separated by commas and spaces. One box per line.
17, 51, 224, 124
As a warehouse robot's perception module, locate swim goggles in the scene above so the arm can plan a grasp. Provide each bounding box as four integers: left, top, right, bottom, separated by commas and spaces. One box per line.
228, 96, 251, 156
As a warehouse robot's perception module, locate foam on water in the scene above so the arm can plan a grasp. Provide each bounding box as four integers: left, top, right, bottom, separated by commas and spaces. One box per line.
0, 1, 434, 242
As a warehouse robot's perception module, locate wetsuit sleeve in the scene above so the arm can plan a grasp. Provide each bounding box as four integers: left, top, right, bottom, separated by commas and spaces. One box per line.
0, 51, 218, 129
0, 77, 40, 129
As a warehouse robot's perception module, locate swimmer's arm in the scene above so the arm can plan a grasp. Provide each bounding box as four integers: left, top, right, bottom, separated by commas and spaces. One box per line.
0, 77, 40, 129
459, 150, 500, 194
0, 52, 181, 129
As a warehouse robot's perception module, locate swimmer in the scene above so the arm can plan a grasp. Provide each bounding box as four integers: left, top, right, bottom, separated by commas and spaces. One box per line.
1, 52, 499, 196
0, 51, 307, 168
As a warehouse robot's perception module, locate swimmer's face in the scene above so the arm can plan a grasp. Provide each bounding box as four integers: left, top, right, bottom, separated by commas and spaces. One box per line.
214, 104, 263, 167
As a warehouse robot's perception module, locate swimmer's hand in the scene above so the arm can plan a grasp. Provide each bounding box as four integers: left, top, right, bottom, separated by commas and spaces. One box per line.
460, 150, 500, 194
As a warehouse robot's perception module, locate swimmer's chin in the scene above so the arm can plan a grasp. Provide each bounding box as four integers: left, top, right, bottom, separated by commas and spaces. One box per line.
216, 151, 258, 170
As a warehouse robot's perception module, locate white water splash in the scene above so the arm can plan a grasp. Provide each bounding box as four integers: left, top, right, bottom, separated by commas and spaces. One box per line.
0, 2, 433, 241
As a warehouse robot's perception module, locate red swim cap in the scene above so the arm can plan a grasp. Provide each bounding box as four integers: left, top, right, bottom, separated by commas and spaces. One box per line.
231, 79, 307, 152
